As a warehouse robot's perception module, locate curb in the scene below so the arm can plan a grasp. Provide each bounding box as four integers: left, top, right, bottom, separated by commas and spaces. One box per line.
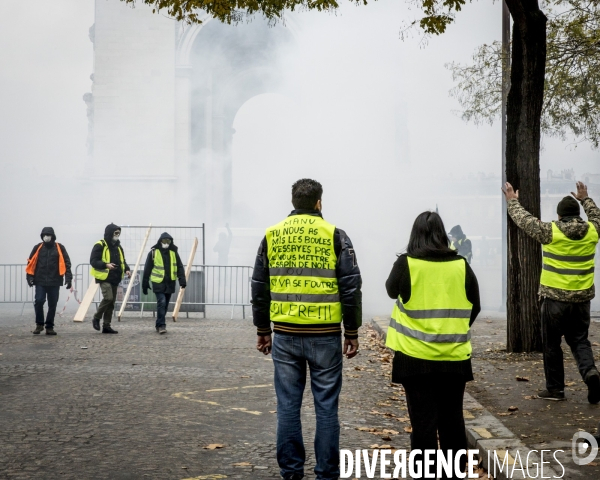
369, 318, 559, 480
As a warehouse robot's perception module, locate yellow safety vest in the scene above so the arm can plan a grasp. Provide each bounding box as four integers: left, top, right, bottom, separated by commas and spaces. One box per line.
90, 240, 125, 281
386, 257, 473, 361
150, 249, 177, 283
540, 222, 598, 291
266, 214, 341, 326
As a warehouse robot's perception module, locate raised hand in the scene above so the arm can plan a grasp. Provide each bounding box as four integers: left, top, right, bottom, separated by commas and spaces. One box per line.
571, 181, 589, 202
501, 182, 519, 201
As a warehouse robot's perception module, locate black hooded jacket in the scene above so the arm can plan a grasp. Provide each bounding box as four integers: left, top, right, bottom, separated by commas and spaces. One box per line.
142, 232, 186, 294
27, 227, 73, 287
90, 224, 130, 286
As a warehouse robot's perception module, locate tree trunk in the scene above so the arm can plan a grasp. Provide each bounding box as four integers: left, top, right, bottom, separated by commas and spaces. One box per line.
504, 1, 547, 352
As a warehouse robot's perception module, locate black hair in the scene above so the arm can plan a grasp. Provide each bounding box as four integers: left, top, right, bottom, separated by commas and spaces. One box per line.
406, 211, 457, 258
291, 178, 323, 210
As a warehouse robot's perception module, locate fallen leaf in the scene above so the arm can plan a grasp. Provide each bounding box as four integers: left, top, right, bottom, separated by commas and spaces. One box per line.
269, 410, 276, 414
232, 462, 252, 466
382, 429, 399, 435
203, 444, 226, 450
381, 435, 392, 441
593, 342, 600, 347
403, 426, 413, 433
508, 406, 519, 412
516, 376, 529, 382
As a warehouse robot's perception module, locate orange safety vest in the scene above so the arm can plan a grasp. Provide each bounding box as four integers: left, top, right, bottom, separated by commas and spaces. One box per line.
26, 243, 66, 276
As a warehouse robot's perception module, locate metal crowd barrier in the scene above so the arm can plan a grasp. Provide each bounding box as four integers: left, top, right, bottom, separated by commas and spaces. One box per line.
74, 264, 253, 319
0, 264, 253, 319
0, 265, 34, 315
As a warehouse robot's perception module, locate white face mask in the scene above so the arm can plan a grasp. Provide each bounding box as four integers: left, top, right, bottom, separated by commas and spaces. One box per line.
161, 243, 169, 249
112, 235, 120, 242
43, 235, 52, 243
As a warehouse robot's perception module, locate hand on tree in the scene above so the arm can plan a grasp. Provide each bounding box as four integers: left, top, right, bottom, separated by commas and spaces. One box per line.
571, 181, 589, 202
502, 182, 519, 201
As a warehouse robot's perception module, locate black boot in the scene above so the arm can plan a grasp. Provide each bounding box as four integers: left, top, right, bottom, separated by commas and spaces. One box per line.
102, 326, 118, 334
33, 324, 44, 335
45, 328, 57, 335
585, 368, 600, 404
158, 326, 167, 334
92, 317, 100, 331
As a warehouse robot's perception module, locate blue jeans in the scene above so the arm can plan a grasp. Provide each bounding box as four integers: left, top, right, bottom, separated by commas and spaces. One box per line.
272, 334, 343, 480
34, 285, 60, 328
155, 293, 172, 328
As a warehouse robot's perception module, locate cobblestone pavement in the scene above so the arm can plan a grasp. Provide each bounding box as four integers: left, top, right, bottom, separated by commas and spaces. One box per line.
0, 312, 410, 480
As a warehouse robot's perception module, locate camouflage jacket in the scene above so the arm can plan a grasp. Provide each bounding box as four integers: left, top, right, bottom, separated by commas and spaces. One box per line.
507, 197, 600, 303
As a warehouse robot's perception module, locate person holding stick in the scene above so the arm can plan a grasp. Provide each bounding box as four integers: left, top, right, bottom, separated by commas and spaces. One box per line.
90, 223, 131, 334
142, 232, 186, 334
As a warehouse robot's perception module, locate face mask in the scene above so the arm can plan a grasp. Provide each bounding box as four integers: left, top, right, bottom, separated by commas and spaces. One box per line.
112, 234, 120, 242
43, 235, 52, 243
161, 243, 169, 249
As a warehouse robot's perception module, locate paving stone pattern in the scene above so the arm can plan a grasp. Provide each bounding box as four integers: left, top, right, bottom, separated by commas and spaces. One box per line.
0, 314, 411, 479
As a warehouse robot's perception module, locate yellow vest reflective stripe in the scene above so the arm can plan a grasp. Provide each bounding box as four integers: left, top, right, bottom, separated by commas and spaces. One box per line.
540, 222, 598, 290
150, 250, 177, 283
90, 240, 125, 281
266, 215, 341, 325
385, 257, 473, 361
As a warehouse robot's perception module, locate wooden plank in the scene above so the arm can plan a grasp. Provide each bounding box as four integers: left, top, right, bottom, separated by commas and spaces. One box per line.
117, 224, 152, 321
172, 237, 199, 322
73, 283, 99, 322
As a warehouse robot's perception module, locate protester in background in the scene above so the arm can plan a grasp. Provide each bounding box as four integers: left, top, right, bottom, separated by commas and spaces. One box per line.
26, 227, 73, 335
503, 181, 600, 403
142, 232, 186, 334
251, 178, 362, 480
385, 211, 480, 478
89, 223, 130, 334
449, 224, 473, 264
213, 223, 233, 265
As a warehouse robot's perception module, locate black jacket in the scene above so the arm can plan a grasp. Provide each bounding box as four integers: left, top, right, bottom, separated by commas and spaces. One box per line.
142, 232, 186, 294
90, 223, 130, 286
251, 210, 362, 339
27, 227, 73, 287
385, 252, 481, 382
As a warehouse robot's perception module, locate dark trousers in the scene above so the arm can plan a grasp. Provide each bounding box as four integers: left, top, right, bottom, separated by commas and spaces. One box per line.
402, 374, 467, 480
95, 282, 118, 327
541, 298, 596, 391
34, 285, 60, 328
155, 293, 172, 328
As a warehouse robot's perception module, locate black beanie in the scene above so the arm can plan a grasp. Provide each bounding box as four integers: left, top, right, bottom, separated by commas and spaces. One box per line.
557, 196, 580, 217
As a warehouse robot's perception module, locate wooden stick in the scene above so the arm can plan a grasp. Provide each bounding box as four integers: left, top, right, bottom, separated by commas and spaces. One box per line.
117, 224, 152, 321
73, 283, 99, 322
172, 237, 198, 322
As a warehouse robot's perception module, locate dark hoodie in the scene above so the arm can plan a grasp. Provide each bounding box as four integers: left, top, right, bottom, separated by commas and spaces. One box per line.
27, 227, 73, 286
90, 223, 130, 285
142, 232, 186, 294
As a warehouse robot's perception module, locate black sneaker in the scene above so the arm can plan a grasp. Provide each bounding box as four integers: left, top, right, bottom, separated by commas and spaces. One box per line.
45, 328, 57, 335
536, 389, 566, 401
158, 326, 167, 334
585, 368, 600, 404
33, 324, 44, 334
92, 317, 100, 331
102, 326, 118, 334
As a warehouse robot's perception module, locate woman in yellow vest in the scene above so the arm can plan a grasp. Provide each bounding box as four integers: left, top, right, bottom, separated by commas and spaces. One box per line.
142, 232, 186, 334
385, 211, 480, 477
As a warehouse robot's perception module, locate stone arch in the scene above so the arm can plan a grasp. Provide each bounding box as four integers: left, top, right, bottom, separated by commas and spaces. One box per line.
178, 16, 298, 225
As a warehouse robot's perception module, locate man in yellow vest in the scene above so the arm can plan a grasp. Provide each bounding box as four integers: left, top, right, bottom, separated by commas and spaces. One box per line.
89, 223, 131, 334
503, 181, 600, 403
142, 232, 186, 334
251, 178, 362, 480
